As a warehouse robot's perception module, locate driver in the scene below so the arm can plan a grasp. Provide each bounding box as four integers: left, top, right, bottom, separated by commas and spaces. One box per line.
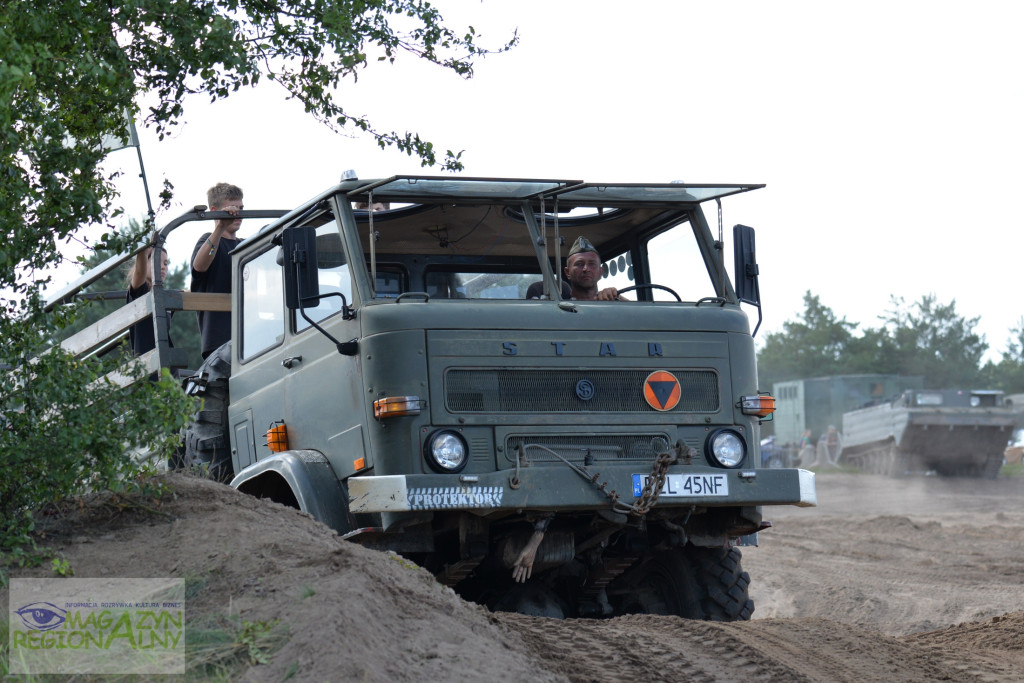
526, 236, 628, 301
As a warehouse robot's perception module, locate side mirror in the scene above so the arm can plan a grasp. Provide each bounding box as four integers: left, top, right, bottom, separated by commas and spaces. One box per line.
733, 224, 762, 336
732, 224, 760, 306
282, 226, 321, 309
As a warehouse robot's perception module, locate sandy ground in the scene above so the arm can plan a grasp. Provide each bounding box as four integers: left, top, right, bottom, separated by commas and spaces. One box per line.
5, 470, 1024, 682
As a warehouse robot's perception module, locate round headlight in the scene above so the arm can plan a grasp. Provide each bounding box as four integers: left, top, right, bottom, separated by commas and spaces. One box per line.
424, 430, 468, 473
706, 429, 746, 468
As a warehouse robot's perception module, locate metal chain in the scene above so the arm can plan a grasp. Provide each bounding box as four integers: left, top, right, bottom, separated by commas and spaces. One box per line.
629, 450, 677, 517
514, 443, 680, 517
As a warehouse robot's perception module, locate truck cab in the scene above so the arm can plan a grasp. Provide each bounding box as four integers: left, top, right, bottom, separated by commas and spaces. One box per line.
192, 175, 815, 619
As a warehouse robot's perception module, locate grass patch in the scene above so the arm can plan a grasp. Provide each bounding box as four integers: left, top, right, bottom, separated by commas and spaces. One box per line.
1000, 461, 1023, 478
1, 610, 288, 681
1, 617, 9, 678
187, 615, 288, 679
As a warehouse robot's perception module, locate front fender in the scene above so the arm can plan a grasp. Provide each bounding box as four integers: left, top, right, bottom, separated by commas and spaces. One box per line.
232, 450, 353, 534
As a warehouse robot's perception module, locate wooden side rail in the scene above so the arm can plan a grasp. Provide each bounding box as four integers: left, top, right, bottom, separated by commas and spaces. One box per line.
61, 296, 152, 358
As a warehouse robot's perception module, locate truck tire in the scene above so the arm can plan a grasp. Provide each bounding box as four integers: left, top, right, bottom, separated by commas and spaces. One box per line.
613, 546, 753, 621
183, 342, 233, 483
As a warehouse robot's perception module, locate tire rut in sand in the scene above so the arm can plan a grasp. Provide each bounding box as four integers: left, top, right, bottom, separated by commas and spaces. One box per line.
498, 613, 808, 682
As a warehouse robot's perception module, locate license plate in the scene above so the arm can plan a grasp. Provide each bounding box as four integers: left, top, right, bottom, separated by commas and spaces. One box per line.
632, 473, 730, 498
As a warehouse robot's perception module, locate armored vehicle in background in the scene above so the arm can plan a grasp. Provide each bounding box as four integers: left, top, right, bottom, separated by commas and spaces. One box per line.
168, 175, 816, 620
841, 389, 1017, 478
772, 374, 923, 448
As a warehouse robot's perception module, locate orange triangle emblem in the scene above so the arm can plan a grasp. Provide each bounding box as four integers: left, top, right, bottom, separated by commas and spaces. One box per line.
644, 371, 681, 411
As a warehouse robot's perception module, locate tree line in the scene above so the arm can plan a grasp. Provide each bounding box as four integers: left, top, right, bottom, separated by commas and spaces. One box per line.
757, 291, 1024, 393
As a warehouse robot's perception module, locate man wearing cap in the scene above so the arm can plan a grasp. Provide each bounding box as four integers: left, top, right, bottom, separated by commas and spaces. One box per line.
526, 236, 627, 300
563, 236, 626, 301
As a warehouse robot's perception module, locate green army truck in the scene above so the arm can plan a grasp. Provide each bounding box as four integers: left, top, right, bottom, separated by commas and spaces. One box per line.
175, 175, 816, 620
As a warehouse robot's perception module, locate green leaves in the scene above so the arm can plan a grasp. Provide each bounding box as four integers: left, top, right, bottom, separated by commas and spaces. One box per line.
758, 292, 1000, 392
0, 309, 194, 554
4, 0, 515, 295
2, 0, 515, 557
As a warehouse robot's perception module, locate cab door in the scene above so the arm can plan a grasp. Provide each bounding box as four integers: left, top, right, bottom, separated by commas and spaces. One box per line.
279, 216, 369, 480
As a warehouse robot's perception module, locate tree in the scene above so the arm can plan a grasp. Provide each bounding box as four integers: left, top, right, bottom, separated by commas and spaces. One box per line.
756, 292, 858, 388
2, 0, 517, 295
756, 292, 987, 391
0, 0, 515, 556
980, 317, 1024, 393
877, 295, 987, 389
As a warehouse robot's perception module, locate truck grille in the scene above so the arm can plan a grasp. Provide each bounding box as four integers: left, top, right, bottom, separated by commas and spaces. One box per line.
505, 434, 670, 462
445, 368, 718, 413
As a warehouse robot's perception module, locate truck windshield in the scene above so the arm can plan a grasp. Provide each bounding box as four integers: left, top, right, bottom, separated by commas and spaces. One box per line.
414, 214, 712, 302
351, 191, 730, 303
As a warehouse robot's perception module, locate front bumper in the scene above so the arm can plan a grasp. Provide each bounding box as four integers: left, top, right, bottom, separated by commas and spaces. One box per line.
348, 465, 817, 514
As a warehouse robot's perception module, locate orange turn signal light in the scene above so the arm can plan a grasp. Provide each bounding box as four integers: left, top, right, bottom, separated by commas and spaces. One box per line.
266, 422, 289, 452
373, 395, 423, 419
739, 394, 776, 418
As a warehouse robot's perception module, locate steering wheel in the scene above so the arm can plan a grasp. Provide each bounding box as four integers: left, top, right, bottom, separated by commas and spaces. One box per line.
615, 284, 681, 302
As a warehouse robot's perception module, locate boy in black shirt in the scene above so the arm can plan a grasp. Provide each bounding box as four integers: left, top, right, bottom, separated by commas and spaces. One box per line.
191, 183, 244, 358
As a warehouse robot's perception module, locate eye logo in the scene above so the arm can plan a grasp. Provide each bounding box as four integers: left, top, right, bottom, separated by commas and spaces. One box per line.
15, 602, 67, 631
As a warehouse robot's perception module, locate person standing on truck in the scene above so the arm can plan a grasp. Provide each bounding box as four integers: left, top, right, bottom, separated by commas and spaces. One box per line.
126, 232, 173, 359
191, 183, 244, 358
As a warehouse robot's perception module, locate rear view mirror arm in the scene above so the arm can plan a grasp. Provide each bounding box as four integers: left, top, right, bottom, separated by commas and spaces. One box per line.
295, 286, 359, 357
281, 225, 359, 356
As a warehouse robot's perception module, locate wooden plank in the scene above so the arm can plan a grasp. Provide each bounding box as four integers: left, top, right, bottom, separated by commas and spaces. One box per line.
179, 292, 232, 312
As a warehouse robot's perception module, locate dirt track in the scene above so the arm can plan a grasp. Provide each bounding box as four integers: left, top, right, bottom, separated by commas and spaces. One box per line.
5, 471, 1024, 681
498, 472, 1024, 682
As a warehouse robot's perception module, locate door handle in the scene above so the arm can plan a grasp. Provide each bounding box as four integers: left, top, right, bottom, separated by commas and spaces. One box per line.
281, 356, 302, 369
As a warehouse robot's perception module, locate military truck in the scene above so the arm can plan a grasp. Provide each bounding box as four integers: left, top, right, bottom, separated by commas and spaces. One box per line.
55, 174, 815, 620
841, 389, 1017, 478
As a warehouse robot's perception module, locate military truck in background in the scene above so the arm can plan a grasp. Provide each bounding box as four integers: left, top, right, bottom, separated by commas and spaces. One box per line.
50, 174, 817, 621
772, 374, 923, 449
841, 389, 1017, 478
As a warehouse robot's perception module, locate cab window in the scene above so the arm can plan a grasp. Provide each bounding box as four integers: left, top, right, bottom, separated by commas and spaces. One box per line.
424, 271, 538, 299
240, 248, 285, 360
644, 222, 715, 301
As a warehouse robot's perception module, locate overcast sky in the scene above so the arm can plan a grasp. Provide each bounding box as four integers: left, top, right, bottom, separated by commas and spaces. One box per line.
73, 0, 1023, 361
